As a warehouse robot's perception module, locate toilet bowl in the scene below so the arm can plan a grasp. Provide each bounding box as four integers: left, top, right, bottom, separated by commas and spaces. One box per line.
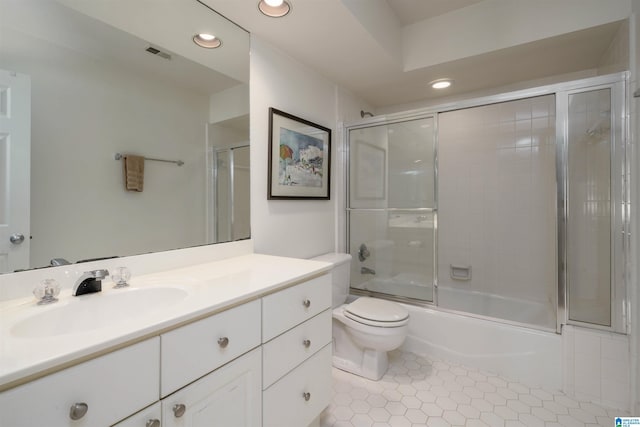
311, 253, 409, 380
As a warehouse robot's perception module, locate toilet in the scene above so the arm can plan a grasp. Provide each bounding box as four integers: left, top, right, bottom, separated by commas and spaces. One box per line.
311, 252, 409, 381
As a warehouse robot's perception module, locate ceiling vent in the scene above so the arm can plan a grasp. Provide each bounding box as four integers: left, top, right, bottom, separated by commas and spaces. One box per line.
145, 46, 172, 60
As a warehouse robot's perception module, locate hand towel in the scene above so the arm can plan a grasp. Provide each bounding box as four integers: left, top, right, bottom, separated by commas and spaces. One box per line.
124, 155, 145, 192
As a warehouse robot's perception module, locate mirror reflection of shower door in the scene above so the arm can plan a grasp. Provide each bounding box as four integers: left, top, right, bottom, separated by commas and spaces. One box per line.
347, 117, 435, 302
214, 145, 250, 243
565, 84, 625, 332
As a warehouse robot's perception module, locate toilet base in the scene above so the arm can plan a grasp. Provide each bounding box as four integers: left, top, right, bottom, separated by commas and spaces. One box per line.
332, 349, 389, 381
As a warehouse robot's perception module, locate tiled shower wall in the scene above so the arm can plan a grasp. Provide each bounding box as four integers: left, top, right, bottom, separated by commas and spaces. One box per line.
437, 95, 558, 328
563, 325, 630, 410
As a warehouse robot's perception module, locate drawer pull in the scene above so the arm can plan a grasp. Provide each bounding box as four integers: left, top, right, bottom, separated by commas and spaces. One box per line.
69, 402, 88, 420
173, 403, 186, 418
302, 392, 311, 402
146, 419, 161, 427
218, 336, 230, 348
302, 299, 311, 308
303, 339, 311, 348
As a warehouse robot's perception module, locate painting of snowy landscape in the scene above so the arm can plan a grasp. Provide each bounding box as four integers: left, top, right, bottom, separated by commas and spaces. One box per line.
278, 128, 324, 188
268, 108, 331, 199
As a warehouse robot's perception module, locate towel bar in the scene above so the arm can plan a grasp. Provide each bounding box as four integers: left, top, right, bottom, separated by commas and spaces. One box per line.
115, 153, 184, 166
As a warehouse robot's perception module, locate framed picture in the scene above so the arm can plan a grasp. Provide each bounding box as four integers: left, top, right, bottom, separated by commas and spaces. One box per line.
268, 108, 331, 199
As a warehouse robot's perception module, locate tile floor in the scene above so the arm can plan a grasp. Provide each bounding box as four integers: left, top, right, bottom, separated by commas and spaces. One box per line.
319, 350, 629, 427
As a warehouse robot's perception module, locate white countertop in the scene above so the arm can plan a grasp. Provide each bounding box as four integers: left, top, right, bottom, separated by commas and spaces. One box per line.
0, 253, 330, 391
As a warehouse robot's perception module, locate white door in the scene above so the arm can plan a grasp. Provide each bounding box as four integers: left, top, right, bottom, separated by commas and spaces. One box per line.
0, 69, 31, 272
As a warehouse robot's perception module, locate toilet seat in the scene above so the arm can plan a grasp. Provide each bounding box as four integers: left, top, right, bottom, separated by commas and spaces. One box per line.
344, 297, 409, 328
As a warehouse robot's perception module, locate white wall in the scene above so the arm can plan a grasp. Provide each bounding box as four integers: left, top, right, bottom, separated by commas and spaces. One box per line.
250, 36, 372, 258
209, 84, 249, 124
0, 26, 209, 268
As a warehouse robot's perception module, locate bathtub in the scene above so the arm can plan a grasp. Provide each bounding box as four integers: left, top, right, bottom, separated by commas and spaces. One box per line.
355, 276, 562, 389
399, 304, 562, 390
436, 285, 557, 329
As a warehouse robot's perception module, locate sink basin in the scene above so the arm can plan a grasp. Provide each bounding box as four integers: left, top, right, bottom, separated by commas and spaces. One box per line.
11, 287, 188, 338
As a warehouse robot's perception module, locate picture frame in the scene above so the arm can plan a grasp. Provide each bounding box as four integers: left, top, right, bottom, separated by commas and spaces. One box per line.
268, 108, 331, 199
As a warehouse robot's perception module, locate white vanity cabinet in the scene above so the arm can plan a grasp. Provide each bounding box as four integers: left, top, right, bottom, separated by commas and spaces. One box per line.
261, 274, 333, 427
0, 338, 159, 427
161, 347, 262, 427
0, 265, 333, 427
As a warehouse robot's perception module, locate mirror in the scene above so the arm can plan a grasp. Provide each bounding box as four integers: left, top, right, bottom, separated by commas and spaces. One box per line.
0, 0, 250, 272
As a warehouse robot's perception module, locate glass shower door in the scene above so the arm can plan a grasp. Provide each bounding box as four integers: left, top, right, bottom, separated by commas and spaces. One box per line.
348, 117, 435, 302
437, 95, 558, 329
564, 83, 626, 333
214, 145, 250, 243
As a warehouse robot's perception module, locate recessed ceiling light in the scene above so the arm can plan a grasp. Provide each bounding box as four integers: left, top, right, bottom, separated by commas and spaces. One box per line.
430, 79, 452, 89
193, 33, 222, 49
258, 0, 291, 17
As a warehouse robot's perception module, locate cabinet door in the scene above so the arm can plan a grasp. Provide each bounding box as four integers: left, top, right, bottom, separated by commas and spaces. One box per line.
162, 347, 261, 427
263, 344, 332, 427
0, 338, 159, 427
113, 402, 161, 427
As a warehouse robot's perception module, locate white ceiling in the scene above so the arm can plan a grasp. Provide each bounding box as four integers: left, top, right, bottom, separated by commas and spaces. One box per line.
205, 0, 625, 109
387, 0, 485, 25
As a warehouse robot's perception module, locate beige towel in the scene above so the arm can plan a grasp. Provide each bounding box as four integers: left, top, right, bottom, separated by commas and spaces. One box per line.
124, 155, 145, 192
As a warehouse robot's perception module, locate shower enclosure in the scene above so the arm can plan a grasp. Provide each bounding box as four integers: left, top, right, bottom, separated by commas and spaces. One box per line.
348, 117, 436, 302
210, 145, 250, 243
346, 73, 628, 333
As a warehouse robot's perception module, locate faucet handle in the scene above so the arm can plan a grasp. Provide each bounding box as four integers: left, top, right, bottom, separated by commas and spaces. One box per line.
92, 269, 109, 279
111, 266, 131, 288
33, 279, 61, 305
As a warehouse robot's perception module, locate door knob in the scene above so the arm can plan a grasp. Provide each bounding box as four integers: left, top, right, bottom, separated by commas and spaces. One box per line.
9, 233, 24, 244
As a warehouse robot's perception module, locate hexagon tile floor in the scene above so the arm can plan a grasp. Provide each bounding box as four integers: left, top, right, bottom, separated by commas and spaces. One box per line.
319, 350, 629, 427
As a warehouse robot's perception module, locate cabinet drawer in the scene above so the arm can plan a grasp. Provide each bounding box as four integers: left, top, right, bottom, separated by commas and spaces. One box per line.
113, 402, 161, 427
262, 309, 332, 388
161, 299, 261, 397
162, 347, 262, 427
0, 338, 159, 427
262, 274, 331, 342
263, 344, 332, 427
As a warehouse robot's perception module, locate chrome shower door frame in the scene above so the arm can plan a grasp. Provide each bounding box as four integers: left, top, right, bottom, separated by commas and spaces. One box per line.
344, 72, 629, 334
345, 113, 438, 305
557, 76, 629, 334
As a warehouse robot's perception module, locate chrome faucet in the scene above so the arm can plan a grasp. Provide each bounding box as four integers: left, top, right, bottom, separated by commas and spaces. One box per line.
73, 269, 109, 296
358, 243, 370, 262
50, 258, 71, 266
361, 267, 376, 275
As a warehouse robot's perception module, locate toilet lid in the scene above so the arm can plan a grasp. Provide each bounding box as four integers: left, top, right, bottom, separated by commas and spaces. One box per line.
345, 297, 409, 326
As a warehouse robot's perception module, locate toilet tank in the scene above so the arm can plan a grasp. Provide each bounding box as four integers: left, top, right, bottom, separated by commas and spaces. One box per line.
310, 253, 352, 307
